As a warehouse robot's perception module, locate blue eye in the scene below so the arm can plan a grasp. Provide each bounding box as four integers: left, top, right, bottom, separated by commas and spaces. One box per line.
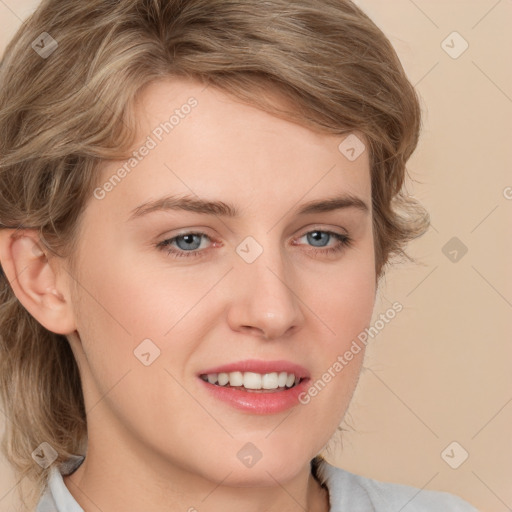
298, 230, 352, 256
157, 229, 352, 259
157, 232, 209, 258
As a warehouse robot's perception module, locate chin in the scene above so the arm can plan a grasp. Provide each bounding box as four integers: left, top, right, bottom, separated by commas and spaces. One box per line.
207, 452, 311, 487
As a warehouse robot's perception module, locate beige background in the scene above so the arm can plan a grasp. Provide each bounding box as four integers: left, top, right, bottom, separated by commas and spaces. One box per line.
0, 1, 511, 511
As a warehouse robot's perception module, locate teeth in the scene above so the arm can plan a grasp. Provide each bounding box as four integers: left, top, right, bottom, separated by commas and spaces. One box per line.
243, 372, 262, 389
217, 372, 229, 386
201, 371, 301, 390
277, 371, 288, 387
229, 371, 243, 387
262, 372, 278, 389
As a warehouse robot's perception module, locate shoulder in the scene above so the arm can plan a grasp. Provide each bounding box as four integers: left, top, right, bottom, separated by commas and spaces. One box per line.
316, 459, 480, 512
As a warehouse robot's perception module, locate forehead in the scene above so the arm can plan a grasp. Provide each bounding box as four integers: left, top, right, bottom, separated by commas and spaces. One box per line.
93, 77, 371, 221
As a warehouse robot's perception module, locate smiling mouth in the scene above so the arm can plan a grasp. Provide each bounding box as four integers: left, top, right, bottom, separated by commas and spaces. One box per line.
199, 371, 305, 392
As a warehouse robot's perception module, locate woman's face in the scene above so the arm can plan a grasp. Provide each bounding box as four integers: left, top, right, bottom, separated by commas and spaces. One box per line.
64, 77, 376, 485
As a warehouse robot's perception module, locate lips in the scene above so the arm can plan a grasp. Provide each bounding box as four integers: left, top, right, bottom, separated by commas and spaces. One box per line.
198, 359, 310, 378
197, 359, 311, 414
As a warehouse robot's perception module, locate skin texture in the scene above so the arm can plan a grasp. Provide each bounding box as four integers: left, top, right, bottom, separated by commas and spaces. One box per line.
0, 77, 376, 511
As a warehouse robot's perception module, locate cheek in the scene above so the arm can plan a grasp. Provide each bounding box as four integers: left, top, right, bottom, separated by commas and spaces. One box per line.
69, 240, 221, 408
69, 258, 202, 448
298, 241, 376, 422
309, 240, 376, 343
73, 244, 205, 344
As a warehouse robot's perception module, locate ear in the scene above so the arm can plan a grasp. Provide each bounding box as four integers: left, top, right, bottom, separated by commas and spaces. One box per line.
0, 229, 77, 335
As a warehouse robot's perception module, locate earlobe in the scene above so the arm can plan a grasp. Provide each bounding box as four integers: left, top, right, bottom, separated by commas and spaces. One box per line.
0, 229, 76, 335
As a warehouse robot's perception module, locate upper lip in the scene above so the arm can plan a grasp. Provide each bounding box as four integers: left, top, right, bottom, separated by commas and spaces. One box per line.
198, 359, 310, 379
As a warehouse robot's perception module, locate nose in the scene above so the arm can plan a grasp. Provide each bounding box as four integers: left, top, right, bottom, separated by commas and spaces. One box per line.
226, 246, 305, 341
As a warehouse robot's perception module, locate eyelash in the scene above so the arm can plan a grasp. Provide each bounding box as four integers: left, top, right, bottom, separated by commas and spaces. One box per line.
156, 229, 352, 259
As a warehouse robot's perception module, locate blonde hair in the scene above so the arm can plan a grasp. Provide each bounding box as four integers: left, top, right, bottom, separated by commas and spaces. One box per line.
0, 0, 429, 507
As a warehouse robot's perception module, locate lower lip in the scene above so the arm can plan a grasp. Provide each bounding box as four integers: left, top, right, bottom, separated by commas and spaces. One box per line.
198, 378, 310, 414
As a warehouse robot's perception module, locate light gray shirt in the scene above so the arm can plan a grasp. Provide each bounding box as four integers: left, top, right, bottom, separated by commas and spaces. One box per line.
36, 455, 480, 511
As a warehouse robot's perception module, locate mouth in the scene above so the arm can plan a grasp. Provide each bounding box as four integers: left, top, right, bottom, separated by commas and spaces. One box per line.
199, 371, 305, 393
196, 359, 310, 413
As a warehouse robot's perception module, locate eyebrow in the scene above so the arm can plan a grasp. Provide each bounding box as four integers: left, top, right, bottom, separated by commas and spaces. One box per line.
127, 193, 369, 221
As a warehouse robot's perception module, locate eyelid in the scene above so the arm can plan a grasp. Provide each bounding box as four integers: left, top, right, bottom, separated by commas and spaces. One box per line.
296, 224, 349, 237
